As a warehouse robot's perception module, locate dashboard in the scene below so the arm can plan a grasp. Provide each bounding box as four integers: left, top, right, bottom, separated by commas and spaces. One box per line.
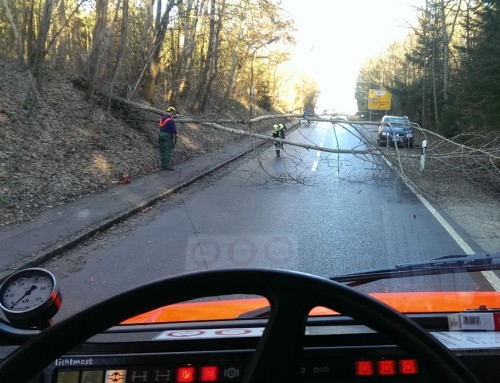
2, 314, 499, 383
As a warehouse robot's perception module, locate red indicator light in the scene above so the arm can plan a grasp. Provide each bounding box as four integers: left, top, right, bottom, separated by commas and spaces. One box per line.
399, 359, 419, 375
176, 367, 196, 383
377, 360, 397, 375
200, 366, 219, 382
355, 360, 375, 376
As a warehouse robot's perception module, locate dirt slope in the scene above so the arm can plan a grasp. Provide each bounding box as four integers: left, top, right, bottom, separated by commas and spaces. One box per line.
0, 60, 267, 226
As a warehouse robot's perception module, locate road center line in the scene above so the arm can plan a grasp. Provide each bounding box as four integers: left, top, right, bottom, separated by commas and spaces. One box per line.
311, 134, 326, 170
311, 161, 318, 172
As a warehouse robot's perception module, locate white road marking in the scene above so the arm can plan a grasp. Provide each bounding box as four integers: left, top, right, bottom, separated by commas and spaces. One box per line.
481, 271, 500, 292
311, 135, 326, 170
380, 156, 500, 291
311, 160, 318, 172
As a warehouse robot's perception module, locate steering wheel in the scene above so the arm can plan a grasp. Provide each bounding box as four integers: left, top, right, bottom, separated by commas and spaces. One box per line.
0, 269, 477, 383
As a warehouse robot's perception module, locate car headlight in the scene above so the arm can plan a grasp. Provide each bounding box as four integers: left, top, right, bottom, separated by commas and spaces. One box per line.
381, 132, 388, 136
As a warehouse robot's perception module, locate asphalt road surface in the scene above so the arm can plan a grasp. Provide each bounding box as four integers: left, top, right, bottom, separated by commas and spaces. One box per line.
42, 121, 483, 320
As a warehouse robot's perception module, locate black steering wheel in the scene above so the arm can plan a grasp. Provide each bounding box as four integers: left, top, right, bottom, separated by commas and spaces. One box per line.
0, 269, 478, 382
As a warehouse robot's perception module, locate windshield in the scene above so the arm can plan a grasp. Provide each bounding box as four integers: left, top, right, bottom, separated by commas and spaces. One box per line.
0, 0, 499, 326
383, 117, 411, 125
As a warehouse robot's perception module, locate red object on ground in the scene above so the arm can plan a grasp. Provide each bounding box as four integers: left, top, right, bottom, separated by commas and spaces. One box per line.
119, 173, 131, 184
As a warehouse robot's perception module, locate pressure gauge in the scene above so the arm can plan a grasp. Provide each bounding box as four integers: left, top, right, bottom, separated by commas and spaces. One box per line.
0, 268, 62, 329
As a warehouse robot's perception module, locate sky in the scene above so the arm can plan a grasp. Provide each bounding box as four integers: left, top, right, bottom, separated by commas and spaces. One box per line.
281, 0, 426, 114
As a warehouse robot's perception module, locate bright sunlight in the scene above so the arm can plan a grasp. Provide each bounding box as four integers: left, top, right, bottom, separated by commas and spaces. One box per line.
282, 0, 426, 114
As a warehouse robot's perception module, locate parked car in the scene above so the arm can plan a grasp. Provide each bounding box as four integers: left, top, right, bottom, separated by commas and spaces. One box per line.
377, 115, 414, 148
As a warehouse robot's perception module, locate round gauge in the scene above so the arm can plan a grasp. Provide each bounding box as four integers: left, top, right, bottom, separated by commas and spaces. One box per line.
0, 268, 62, 328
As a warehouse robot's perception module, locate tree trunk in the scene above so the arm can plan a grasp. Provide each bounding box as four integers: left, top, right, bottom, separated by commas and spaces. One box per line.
178, 0, 206, 102
141, 0, 175, 103
108, 0, 128, 107
126, 0, 153, 98
221, 26, 244, 105
54, 0, 68, 69
1, 0, 24, 63
31, 0, 55, 79
198, 0, 225, 111
441, 0, 449, 108
421, 0, 430, 126
432, 14, 439, 133
173, 0, 202, 102
191, 0, 220, 112
26, 0, 35, 67
87, 0, 109, 99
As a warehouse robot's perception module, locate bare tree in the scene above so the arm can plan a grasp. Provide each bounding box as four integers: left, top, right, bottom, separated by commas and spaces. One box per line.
141, 0, 176, 102
191, 0, 226, 112
172, 0, 204, 103
0, 0, 39, 108
1, 0, 24, 63
431, 2, 440, 132
220, 3, 248, 106
108, 0, 129, 108
29, 0, 55, 80
87, 0, 109, 98
441, 0, 449, 108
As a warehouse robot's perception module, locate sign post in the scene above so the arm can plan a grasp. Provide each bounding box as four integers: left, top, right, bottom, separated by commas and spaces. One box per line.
420, 140, 428, 172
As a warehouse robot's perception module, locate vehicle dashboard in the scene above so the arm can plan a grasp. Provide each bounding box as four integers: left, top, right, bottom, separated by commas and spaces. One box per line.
3, 314, 499, 383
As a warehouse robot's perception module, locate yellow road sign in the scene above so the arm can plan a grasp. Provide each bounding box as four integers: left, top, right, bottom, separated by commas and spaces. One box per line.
368, 89, 391, 110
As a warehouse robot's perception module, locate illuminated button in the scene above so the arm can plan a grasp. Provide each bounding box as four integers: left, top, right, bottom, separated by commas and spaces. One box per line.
200, 366, 219, 382
355, 360, 375, 376
176, 367, 196, 383
106, 369, 127, 383
399, 359, 419, 375
377, 360, 397, 376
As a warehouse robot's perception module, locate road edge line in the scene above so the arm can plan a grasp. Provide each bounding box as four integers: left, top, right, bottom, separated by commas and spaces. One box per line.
351, 123, 500, 291
380, 150, 500, 291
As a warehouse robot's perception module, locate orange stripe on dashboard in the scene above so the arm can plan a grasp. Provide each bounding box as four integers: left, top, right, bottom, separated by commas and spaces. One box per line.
121, 292, 500, 324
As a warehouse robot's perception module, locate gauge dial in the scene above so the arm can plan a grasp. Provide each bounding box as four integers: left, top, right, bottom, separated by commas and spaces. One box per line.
0, 268, 62, 328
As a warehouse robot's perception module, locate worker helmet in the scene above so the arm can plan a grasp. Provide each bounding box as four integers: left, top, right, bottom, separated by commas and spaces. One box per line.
166, 106, 176, 113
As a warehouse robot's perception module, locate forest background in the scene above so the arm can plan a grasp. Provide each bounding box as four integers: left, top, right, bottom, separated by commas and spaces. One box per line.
0, 0, 499, 226
357, 0, 500, 136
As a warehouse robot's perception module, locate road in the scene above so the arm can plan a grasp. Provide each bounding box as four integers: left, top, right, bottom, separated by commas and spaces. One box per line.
42, 121, 484, 320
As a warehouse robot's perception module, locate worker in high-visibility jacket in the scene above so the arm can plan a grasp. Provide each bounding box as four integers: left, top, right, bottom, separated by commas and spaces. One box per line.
272, 123, 287, 157
159, 106, 178, 171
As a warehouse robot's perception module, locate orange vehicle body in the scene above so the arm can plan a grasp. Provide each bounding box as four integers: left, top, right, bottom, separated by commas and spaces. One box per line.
122, 291, 500, 324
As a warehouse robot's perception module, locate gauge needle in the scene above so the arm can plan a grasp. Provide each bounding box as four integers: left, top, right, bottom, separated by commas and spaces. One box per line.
9, 285, 37, 310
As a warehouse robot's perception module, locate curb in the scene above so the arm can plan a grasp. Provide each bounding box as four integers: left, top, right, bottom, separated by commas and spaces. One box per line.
34, 146, 263, 267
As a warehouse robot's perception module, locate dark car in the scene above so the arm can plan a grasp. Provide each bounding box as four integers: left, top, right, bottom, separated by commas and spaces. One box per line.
377, 115, 414, 148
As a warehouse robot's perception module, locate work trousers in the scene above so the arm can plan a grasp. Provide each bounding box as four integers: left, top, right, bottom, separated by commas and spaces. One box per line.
159, 131, 175, 169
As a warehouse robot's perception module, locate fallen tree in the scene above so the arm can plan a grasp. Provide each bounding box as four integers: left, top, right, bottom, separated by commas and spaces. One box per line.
105, 93, 380, 155
107, 92, 500, 194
